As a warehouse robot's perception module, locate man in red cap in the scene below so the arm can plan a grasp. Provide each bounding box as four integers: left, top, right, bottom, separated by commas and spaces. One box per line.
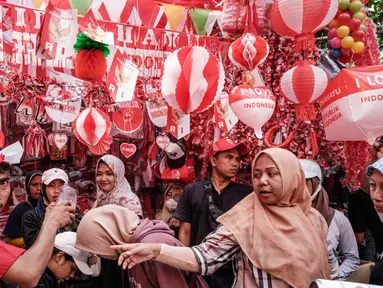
174, 138, 252, 288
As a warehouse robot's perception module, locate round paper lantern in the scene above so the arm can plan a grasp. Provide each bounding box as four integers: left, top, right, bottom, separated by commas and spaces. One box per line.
229, 86, 276, 139
161, 46, 225, 115
73, 107, 112, 154
280, 61, 329, 120
270, 0, 338, 52
228, 33, 269, 71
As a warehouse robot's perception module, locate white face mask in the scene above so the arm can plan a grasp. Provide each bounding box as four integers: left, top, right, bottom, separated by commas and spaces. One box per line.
165, 199, 178, 211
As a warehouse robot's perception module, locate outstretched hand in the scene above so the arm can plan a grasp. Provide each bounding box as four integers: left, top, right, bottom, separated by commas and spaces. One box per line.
111, 243, 161, 270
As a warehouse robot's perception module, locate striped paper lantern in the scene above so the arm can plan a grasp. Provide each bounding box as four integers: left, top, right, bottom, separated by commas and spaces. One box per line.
73, 108, 112, 153
280, 61, 329, 120
229, 33, 269, 71
161, 46, 225, 115
270, 0, 338, 52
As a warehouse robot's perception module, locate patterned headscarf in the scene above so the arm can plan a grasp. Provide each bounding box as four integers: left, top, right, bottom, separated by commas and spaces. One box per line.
94, 155, 143, 218
367, 158, 383, 178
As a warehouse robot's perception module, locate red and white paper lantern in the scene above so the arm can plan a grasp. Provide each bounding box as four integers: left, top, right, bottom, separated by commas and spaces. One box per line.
280, 61, 329, 120
73, 107, 112, 154
229, 33, 269, 71
161, 46, 225, 115
229, 86, 276, 139
270, 0, 338, 52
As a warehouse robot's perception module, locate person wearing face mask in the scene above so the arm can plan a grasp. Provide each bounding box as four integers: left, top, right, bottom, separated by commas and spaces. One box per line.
22, 168, 81, 249
110, 148, 331, 288
156, 184, 184, 237
300, 159, 359, 280
94, 155, 142, 217
3, 170, 42, 248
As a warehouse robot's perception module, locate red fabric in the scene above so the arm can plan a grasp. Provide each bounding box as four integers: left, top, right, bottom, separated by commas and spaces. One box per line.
0, 241, 24, 278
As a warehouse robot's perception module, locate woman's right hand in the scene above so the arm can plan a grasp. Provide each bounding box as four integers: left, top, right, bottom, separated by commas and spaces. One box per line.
372, 139, 383, 161
111, 243, 161, 269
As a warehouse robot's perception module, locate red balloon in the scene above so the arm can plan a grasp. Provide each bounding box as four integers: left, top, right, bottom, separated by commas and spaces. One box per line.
335, 8, 343, 18
339, 55, 352, 63
352, 29, 365, 41
337, 12, 351, 26
348, 18, 361, 31
341, 47, 352, 56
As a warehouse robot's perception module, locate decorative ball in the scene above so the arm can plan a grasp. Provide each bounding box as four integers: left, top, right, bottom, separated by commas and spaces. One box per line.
337, 26, 350, 38
348, 18, 361, 31
352, 11, 366, 22
341, 47, 352, 56
330, 37, 342, 49
349, 0, 362, 13
341, 36, 355, 48
330, 49, 342, 59
351, 29, 365, 41
75, 49, 106, 81
359, 24, 367, 32
337, 12, 351, 26
351, 41, 365, 53
328, 28, 338, 39
338, 0, 351, 10
329, 19, 338, 29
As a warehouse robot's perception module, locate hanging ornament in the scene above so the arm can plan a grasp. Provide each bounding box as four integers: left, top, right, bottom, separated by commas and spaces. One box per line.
73, 107, 112, 154
120, 143, 137, 159
270, 0, 338, 52
280, 60, 329, 121
229, 85, 276, 139
228, 33, 269, 71
161, 46, 225, 115
264, 125, 294, 149
74, 33, 110, 81
22, 121, 49, 158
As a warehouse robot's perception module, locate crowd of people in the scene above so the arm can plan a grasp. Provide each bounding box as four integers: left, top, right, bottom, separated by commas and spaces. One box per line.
0, 137, 383, 287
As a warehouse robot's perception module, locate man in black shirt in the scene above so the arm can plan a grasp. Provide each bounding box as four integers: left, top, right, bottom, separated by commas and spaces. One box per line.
174, 138, 253, 288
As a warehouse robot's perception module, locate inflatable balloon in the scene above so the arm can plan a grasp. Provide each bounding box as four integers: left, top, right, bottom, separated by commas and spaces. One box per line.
352, 29, 365, 41
351, 41, 365, 53
328, 28, 337, 40
337, 12, 351, 26
331, 37, 342, 49
348, 18, 361, 31
352, 11, 366, 22
349, 0, 362, 13
69, 0, 93, 15
229, 86, 276, 139
337, 26, 350, 38
330, 49, 341, 59
339, 0, 350, 10
341, 36, 354, 48
329, 19, 338, 29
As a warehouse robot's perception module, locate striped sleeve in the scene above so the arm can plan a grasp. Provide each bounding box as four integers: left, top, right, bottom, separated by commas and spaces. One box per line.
191, 225, 240, 276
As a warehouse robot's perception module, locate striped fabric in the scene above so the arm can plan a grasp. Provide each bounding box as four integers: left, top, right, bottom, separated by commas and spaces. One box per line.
191, 225, 290, 288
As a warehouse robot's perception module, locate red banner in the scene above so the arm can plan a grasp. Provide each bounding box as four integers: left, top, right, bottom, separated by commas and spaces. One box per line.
0, 1, 228, 79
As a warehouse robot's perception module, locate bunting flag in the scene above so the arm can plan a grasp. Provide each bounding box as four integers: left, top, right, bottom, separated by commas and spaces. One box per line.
162, 4, 185, 31
190, 8, 209, 35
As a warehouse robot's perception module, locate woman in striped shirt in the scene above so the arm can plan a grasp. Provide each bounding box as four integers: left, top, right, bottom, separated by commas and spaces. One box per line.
111, 148, 331, 287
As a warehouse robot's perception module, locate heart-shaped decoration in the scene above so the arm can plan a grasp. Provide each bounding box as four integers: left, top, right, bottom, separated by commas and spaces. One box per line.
156, 135, 170, 150
54, 133, 68, 150
120, 143, 137, 159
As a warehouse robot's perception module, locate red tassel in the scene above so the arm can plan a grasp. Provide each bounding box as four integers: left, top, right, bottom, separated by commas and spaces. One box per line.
23, 121, 49, 158
311, 129, 319, 156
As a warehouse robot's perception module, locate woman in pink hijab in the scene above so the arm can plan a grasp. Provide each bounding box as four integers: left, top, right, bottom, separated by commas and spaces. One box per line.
94, 155, 142, 218
110, 148, 331, 287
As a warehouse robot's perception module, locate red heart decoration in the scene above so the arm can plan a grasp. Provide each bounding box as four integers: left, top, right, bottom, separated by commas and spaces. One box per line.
54, 133, 68, 150
155, 135, 170, 150
120, 143, 137, 159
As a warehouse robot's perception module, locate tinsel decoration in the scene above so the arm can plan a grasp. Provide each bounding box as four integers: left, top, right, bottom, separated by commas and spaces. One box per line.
22, 120, 49, 158
74, 33, 110, 82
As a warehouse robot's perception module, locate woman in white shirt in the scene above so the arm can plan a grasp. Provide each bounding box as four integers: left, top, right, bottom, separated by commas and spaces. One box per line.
300, 159, 360, 280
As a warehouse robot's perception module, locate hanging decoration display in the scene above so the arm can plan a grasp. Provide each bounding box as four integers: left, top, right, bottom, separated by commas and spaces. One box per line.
229, 85, 276, 139
270, 0, 338, 52
111, 101, 143, 134
146, 100, 168, 128
319, 65, 383, 144
22, 121, 49, 158
280, 61, 329, 121
53, 133, 69, 150
167, 106, 191, 140
228, 33, 269, 71
156, 135, 170, 150
120, 143, 137, 159
161, 46, 225, 115
73, 107, 112, 154
214, 92, 238, 132
327, 0, 367, 63
74, 33, 110, 81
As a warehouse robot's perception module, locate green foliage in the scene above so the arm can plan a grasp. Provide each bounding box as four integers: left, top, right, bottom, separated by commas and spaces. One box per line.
367, 0, 383, 50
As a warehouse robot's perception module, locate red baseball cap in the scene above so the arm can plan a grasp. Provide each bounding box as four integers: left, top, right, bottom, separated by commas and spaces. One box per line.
210, 138, 248, 158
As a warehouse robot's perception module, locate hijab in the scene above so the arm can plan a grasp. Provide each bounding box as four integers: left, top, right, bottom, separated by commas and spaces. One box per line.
25, 170, 43, 208
217, 148, 330, 288
310, 177, 335, 227
94, 155, 143, 217
156, 184, 183, 224
76, 205, 140, 259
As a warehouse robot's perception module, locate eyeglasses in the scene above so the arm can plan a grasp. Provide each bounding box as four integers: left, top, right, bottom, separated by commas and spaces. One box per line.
165, 193, 181, 202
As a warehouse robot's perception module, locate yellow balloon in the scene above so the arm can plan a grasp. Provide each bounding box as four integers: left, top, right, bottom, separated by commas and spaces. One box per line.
337, 26, 350, 38
329, 19, 338, 29
352, 41, 365, 53
341, 36, 355, 48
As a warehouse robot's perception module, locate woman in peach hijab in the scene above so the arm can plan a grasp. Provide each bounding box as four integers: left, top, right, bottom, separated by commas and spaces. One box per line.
111, 148, 331, 288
